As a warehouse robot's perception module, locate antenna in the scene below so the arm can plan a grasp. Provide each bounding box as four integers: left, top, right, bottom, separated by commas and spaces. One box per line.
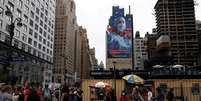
129, 5, 131, 14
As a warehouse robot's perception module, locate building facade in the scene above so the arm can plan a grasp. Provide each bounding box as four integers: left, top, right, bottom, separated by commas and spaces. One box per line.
79, 26, 91, 79
154, 0, 199, 66
0, 0, 55, 85
196, 20, 201, 65
53, 0, 77, 85
89, 47, 98, 70
134, 31, 147, 70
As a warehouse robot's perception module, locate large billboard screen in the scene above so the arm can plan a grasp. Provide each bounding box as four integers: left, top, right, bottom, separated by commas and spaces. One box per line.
107, 16, 133, 58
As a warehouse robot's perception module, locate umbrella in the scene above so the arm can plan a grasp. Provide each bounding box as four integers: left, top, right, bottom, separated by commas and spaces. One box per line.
95, 82, 106, 88
122, 74, 144, 84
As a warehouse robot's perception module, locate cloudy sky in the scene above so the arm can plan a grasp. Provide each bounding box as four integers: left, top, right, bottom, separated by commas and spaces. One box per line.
74, 0, 201, 66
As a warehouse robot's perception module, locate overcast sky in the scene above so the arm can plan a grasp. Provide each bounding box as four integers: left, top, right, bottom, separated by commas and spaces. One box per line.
74, 0, 201, 66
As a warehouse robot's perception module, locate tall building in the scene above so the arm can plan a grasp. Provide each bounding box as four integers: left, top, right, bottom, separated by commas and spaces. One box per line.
134, 31, 147, 70
0, 0, 55, 85
106, 6, 133, 70
144, 29, 158, 61
53, 0, 77, 84
155, 0, 199, 66
196, 20, 201, 65
89, 47, 98, 70
79, 26, 91, 79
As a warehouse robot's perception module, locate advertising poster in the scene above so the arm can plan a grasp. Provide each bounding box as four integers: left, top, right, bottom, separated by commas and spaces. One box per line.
107, 16, 133, 58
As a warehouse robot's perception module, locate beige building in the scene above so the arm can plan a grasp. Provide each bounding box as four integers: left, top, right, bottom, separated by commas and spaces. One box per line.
53, 0, 77, 84
89, 47, 98, 70
78, 26, 92, 79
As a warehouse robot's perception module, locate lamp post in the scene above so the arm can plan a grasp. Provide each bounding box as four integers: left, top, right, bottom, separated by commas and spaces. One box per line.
112, 61, 117, 100
3, 6, 22, 84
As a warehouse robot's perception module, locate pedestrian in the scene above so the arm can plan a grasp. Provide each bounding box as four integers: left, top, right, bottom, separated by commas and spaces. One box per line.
36, 86, 43, 101
147, 88, 153, 101
1, 85, 13, 101
61, 86, 70, 101
30, 88, 40, 101
119, 90, 128, 101
23, 81, 31, 101
43, 85, 51, 101
167, 88, 174, 101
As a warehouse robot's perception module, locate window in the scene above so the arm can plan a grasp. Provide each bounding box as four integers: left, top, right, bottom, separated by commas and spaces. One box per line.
8, 2, 14, 12
14, 30, 20, 38
40, 12, 44, 18
36, 8, 40, 15
34, 32, 38, 39
47, 41, 50, 47
35, 16, 39, 22
34, 41, 37, 47
41, 5, 44, 11
44, 24, 47, 30
44, 31, 47, 37
29, 19, 33, 27
39, 28, 43, 34
39, 35, 42, 42
28, 38, 32, 45
45, 17, 47, 22
43, 46, 45, 52
35, 24, 38, 31
23, 15, 28, 23
50, 51, 52, 55
28, 46, 31, 53
43, 39, 46, 44
0, 19, 3, 28
22, 43, 25, 50
38, 43, 41, 49
45, 10, 48, 15
31, 2, 35, 9
23, 24, 27, 32
22, 33, 27, 42
30, 11, 34, 18
14, 40, 19, 47
40, 20, 43, 26
47, 34, 50, 40
29, 28, 33, 35
47, 49, 49, 54
24, 5, 29, 13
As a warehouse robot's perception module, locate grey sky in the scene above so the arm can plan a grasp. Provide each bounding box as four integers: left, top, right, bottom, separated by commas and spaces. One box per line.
74, 0, 201, 66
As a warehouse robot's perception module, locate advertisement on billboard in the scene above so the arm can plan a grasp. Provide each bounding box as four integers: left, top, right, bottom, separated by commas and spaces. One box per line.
107, 16, 132, 58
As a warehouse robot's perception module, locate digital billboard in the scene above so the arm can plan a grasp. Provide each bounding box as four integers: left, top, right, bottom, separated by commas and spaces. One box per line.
107, 15, 133, 58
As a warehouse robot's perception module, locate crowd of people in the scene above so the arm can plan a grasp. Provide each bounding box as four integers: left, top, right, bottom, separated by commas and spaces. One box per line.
0, 82, 83, 101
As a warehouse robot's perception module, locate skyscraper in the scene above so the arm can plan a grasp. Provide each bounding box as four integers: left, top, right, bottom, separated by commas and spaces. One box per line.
155, 0, 199, 66
134, 31, 147, 70
54, 0, 77, 84
0, 0, 55, 85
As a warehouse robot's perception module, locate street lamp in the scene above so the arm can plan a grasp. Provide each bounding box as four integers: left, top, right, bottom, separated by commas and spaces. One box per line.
112, 61, 117, 100
3, 6, 23, 84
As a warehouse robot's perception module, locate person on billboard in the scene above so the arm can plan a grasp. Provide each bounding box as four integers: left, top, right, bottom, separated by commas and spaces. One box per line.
107, 16, 132, 57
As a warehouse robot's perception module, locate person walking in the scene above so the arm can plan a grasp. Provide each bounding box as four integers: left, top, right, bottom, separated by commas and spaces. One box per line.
119, 90, 128, 101
167, 88, 174, 101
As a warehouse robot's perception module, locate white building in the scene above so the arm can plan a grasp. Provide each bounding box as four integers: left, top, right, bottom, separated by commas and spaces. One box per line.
134, 31, 148, 70
0, 0, 56, 85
